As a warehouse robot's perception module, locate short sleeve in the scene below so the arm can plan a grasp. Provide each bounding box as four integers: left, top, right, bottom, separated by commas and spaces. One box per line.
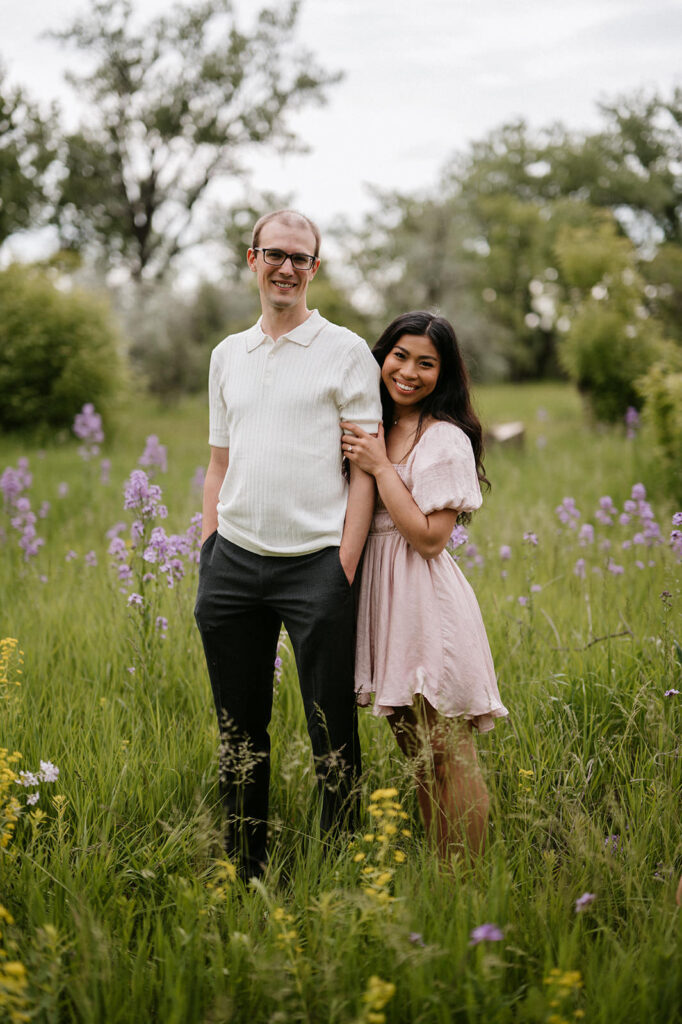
207, 344, 230, 448
337, 340, 382, 432
411, 422, 482, 515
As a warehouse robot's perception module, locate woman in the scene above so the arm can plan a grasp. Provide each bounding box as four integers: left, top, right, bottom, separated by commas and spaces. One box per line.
341, 311, 508, 858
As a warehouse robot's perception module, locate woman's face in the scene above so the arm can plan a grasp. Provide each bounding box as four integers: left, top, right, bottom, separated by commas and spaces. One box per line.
381, 333, 441, 412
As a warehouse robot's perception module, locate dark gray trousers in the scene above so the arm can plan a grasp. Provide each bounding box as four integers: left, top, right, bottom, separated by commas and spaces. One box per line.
194, 532, 360, 877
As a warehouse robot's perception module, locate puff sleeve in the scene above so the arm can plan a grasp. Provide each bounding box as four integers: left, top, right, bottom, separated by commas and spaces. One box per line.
411, 422, 482, 516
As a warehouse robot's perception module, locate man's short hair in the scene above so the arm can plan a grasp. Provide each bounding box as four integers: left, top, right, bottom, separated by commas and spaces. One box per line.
251, 210, 321, 257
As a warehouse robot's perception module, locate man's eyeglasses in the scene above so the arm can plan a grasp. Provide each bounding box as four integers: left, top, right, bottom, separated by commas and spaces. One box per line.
253, 247, 317, 271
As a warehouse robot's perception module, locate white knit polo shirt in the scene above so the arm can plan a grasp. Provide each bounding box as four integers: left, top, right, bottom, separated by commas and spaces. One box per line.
208, 310, 382, 555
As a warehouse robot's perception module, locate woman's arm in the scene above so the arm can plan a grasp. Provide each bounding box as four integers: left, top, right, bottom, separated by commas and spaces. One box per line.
201, 445, 229, 543
341, 423, 456, 560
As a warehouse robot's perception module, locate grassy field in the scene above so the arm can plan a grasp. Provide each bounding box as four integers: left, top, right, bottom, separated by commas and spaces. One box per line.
1, 382, 681, 1023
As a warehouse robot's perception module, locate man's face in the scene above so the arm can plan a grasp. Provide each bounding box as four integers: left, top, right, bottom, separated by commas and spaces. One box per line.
247, 219, 320, 315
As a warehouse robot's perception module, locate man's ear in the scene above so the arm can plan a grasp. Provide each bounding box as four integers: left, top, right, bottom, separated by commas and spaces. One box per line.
246, 248, 257, 272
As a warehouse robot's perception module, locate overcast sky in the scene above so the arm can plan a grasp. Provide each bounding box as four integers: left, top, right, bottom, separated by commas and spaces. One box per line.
2, 0, 681, 253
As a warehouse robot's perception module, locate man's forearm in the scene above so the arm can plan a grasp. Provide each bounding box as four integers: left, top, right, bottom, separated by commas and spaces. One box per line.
339, 464, 375, 583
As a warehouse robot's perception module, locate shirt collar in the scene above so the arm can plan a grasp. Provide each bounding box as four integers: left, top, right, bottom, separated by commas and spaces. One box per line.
246, 310, 325, 351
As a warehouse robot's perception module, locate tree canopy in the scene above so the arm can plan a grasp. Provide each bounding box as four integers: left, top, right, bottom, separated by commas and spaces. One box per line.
0, 68, 56, 246
50, 0, 340, 280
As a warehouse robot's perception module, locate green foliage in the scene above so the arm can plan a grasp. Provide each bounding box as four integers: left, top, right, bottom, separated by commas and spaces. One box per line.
0, 264, 123, 433
50, 0, 340, 281
307, 266, 374, 342
641, 243, 682, 345
638, 345, 682, 501
0, 67, 57, 245
118, 278, 259, 402
348, 87, 682, 382
555, 219, 667, 421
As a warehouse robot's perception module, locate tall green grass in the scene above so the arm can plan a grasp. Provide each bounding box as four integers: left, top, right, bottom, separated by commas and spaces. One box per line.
1, 383, 680, 1023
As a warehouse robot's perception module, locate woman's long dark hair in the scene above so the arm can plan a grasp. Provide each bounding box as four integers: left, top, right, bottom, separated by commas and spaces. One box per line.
373, 311, 490, 491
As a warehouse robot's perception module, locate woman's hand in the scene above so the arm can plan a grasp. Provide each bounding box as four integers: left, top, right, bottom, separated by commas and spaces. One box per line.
340, 422, 391, 478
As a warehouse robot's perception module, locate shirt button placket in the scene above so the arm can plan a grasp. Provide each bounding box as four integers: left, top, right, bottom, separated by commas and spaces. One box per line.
264, 341, 275, 387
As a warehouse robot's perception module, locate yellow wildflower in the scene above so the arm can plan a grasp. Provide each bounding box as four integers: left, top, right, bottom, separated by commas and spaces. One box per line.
370, 787, 399, 801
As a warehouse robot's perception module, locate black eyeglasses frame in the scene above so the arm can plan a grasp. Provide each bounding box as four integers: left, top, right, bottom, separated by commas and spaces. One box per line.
252, 247, 318, 271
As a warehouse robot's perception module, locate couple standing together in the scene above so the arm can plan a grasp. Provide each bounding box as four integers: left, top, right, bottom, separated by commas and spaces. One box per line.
194, 209, 508, 880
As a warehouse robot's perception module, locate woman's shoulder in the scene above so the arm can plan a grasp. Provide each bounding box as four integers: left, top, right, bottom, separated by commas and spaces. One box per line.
416, 419, 473, 457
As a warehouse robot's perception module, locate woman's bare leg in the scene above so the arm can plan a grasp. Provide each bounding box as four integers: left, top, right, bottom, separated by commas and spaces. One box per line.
388, 699, 489, 858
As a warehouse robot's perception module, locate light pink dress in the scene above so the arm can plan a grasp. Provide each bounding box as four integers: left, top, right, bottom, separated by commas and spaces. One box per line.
355, 421, 508, 732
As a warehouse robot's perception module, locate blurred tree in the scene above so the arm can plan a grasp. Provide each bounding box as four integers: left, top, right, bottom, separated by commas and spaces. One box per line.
50, 0, 339, 281
555, 216, 667, 422
341, 187, 509, 379
640, 243, 682, 345
448, 90, 682, 246
0, 67, 57, 245
346, 88, 682, 381
116, 277, 259, 401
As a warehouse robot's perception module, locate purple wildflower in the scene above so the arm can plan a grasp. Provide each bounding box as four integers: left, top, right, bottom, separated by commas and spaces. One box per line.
1, 464, 30, 507
604, 834, 621, 855
191, 466, 206, 493
469, 923, 504, 945
155, 616, 168, 637
574, 892, 596, 913
555, 497, 581, 528
664, 689, 680, 697
607, 560, 624, 575
625, 406, 639, 439
671, 530, 682, 558
73, 403, 104, 460
85, 550, 98, 567
518, 596, 528, 606
138, 435, 167, 476
573, 558, 586, 579
65, 550, 78, 562
673, 513, 682, 526
109, 537, 128, 562
449, 524, 468, 550
123, 470, 167, 521
499, 544, 512, 560
595, 496, 618, 525
523, 532, 538, 546
631, 483, 646, 501
408, 932, 425, 947
127, 592, 143, 607
578, 524, 594, 546
58, 482, 69, 498
100, 458, 111, 485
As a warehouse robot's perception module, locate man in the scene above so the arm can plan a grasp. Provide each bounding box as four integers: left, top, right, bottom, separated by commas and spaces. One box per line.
194, 209, 381, 880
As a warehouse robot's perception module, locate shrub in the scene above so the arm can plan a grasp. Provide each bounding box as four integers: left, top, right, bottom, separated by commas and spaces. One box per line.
0, 264, 123, 433
555, 219, 666, 422
637, 344, 682, 502
558, 304, 664, 422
